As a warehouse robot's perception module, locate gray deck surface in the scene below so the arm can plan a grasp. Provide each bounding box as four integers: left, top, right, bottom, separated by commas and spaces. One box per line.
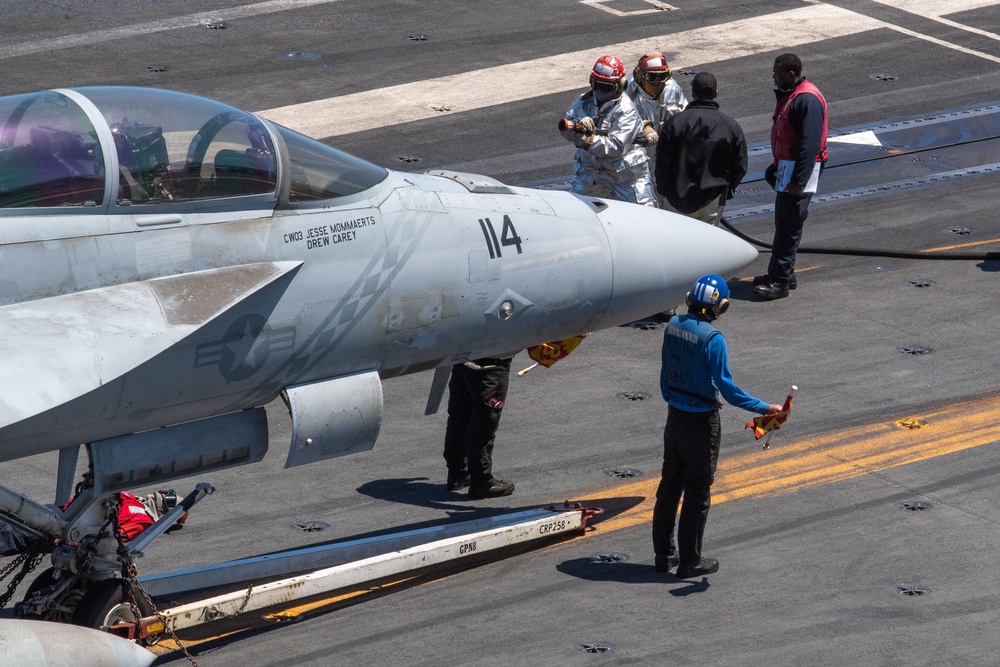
3, 1, 1000, 665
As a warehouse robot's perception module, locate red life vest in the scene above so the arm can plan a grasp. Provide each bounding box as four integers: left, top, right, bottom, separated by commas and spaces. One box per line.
61, 491, 158, 542
117, 492, 155, 542
771, 80, 828, 163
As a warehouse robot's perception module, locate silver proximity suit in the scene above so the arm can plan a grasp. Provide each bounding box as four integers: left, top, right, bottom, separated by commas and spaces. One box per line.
625, 75, 688, 202
561, 90, 655, 206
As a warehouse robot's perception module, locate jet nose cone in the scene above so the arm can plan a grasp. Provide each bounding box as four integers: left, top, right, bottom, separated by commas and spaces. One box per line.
595, 201, 758, 326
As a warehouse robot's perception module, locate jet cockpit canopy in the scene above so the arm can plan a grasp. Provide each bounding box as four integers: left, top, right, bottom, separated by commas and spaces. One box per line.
0, 87, 388, 211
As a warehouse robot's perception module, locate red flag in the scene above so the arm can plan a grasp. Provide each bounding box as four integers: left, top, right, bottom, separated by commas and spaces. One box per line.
746, 392, 793, 440
526, 334, 588, 368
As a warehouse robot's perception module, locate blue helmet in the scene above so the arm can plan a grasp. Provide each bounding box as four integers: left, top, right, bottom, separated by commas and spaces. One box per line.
687, 274, 730, 319
689, 274, 729, 306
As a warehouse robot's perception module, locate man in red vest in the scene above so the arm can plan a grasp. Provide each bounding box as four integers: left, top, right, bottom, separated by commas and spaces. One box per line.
753, 53, 827, 300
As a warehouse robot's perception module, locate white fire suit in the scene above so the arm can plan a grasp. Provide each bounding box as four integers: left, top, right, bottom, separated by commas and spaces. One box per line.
625, 75, 687, 203
561, 91, 655, 206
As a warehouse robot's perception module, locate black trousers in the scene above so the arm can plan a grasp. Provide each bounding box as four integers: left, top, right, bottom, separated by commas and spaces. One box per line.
766, 191, 813, 281
652, 407, 721, 566
443, 360, 511, 485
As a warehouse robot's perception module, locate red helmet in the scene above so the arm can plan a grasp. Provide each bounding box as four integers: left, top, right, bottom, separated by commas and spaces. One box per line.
637, 52, 671, 76
590, 55, 625, 86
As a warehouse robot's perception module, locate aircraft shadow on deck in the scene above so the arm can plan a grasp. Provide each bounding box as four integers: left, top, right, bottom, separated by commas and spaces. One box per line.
726, 277, 762, 303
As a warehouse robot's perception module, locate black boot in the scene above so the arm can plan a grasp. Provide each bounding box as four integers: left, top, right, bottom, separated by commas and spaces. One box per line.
447, 471, 471, 491
676, 557, 719, 578
753, 278, 790, 300
468, 478, 515, 499
655, 554, 679, 572
753, 274, 796, 290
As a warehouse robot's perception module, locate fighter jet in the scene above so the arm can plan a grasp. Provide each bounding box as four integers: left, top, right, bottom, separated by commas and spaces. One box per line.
0, 86, 756, 646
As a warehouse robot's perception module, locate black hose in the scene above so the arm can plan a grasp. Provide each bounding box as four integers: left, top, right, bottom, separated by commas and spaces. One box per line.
718, 213, 1000, 261
719, 129, 1000, 261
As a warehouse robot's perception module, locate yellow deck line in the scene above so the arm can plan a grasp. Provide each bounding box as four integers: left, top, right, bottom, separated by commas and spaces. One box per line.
921, 237, 1000, 252
596, 395, 1000, 533
151, 394, 1000, 654
148, 575, 431, 654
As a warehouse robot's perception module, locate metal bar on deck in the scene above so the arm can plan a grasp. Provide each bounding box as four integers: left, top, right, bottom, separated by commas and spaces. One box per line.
146, 505, 592, 633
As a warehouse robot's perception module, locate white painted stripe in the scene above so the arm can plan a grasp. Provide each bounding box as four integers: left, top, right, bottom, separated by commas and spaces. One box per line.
875, 0, 1000, 19
882, 24, 1000, 64
0, 0, 340, 60
258, 4, 884, 137
872, 0, 997, 18
256, 1, 1000, 138
580, 0, 679, 17
926, 19, 1000, 43
5, 0, 997, 140
3, 0, 984, 63
896, 13, 1000, 42
875, 0, 1000, 43
828, 130, 883, 147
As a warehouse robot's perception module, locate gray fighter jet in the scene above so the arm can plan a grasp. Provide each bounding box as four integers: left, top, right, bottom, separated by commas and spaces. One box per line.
0, 87, 756, 643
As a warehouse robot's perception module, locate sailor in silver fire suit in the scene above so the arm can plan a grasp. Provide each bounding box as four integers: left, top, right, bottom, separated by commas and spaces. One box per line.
560, 54, 655, 206
624, 52, 688, 206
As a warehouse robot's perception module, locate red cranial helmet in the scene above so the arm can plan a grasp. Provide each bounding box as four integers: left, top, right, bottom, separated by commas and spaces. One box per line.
636, 52, 672, 83
590, 54, 625, 86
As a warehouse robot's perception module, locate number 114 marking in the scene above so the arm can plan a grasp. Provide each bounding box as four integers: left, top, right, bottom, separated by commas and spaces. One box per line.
478, 215, 523, 259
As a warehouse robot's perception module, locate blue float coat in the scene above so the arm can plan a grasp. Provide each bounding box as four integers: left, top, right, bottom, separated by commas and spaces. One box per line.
660, 313, 769, 414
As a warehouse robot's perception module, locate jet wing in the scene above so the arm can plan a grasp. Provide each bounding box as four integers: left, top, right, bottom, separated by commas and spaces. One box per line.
0, 262, 302, 431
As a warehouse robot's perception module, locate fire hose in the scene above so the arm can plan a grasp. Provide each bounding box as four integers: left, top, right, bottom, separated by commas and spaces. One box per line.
719, 215, 1000, 261
558, 118, 652, 146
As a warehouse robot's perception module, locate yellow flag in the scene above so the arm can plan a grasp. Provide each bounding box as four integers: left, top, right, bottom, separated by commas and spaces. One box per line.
526, 334, 588, 368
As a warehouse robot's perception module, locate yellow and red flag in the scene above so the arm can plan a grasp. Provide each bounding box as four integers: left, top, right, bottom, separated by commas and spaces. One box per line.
746, 390, 794, 440
526, 334, 588, 368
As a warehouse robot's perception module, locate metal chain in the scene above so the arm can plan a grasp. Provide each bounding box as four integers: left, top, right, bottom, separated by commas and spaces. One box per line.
0, 541, 46, 609
204, 584, 253, 621
111, 494, 201, 667
130, 575, 201, 667
0, 552, 27, 584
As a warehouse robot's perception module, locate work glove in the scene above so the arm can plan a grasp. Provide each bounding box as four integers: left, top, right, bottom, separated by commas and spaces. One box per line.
576, 116, 595, 133
641, 121, 658, 146
574, 133, 595, 149
764, 163, 777, 190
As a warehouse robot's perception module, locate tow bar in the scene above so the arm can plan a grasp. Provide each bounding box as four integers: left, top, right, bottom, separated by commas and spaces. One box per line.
136, 502, 601, 637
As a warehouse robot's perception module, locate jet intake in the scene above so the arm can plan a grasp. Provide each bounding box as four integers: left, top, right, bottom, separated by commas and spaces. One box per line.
283, 370, 384, 468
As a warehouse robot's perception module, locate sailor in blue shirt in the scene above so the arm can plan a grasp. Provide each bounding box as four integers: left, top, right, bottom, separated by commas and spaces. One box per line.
653, 274, 781, 578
